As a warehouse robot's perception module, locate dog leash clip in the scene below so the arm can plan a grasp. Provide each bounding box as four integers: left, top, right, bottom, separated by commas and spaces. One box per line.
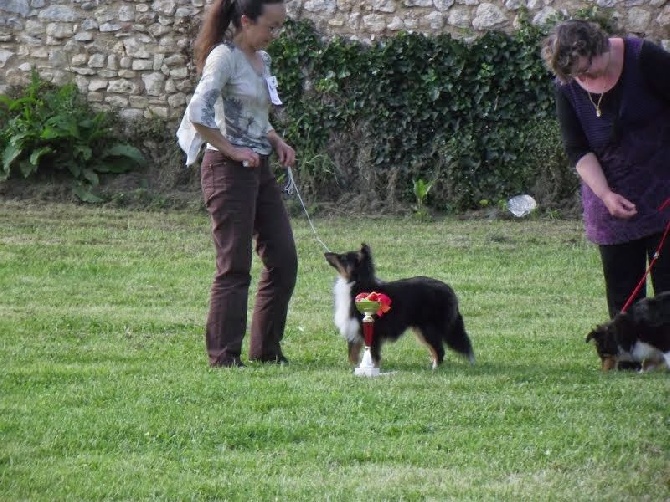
283, 167, 296, 195
282, 167, 330, 253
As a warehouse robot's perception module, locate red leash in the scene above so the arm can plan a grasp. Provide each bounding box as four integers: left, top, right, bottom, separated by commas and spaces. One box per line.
620, 198, 670, 313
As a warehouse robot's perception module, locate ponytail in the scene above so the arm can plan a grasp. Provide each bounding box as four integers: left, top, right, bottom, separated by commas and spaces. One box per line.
193, 0, 284, 74
193, 0, 237, 74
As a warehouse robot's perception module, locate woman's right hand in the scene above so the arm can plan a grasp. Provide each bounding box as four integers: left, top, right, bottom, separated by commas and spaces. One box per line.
192, 124, 260, 168
602, 191, 637, 219
231, 147, 260, 168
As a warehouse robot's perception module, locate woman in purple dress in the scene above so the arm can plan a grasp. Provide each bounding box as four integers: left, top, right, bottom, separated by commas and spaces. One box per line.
542, 20, 670, 317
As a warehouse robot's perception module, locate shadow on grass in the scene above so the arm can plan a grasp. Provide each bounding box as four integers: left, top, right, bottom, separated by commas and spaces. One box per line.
268, 354, 658, 383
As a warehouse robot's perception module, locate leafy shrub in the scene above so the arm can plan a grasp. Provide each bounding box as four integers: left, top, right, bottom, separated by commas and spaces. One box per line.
266, 11, 603, 213
0, 72, 144, 202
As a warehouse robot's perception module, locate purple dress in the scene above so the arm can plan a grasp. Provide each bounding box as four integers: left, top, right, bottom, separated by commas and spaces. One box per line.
559, 38, 670, 245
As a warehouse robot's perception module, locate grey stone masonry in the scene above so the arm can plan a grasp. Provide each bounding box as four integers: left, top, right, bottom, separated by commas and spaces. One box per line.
0, 0, 667, 120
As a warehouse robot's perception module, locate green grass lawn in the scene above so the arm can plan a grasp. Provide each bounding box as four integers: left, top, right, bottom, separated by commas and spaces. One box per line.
0, 202, 668, 501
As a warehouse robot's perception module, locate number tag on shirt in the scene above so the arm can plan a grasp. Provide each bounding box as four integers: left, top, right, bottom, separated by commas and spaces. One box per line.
266, 75, 283, 106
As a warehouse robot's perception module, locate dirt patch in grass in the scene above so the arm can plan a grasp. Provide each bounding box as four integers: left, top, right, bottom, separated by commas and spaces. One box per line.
0, 118, 582, 219
0, 164, 202, 211
0, 166, 582, 219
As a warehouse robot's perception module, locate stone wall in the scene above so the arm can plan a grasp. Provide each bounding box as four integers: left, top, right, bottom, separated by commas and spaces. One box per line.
1, 0, 668, 121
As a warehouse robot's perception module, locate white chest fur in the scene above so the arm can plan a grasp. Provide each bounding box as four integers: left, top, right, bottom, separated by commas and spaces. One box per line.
333, 276, 362, 343
628, 341, 662, 362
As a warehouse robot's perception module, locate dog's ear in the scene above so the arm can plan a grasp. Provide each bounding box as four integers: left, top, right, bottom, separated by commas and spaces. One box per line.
324, 252, 337, 267
586, 326, 605, 344
357, 243, 373, 266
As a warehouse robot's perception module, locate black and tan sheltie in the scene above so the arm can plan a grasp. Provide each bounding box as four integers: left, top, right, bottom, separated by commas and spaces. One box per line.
586, 291, 670, 372
325, 243, 475, 369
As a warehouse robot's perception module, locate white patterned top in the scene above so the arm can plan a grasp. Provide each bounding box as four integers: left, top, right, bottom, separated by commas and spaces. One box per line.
176, 42, 275, 166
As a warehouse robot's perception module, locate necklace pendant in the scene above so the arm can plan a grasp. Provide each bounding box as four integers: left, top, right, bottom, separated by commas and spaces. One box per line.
596, 108, 602, 118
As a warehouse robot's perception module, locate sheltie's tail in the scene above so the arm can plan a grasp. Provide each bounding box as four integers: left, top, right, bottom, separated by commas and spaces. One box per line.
445, 313, 475, 364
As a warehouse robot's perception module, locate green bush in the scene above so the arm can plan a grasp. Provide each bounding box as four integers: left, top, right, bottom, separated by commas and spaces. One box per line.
267, 12, 584, 212
0, 72, 144, 202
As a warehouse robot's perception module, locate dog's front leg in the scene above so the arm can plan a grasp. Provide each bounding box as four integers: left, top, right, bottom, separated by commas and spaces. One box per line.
348, 340, 363, 365
370, 340, 383, 368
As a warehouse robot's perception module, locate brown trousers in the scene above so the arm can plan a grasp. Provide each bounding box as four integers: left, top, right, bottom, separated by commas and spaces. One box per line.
201, 149, 298, 365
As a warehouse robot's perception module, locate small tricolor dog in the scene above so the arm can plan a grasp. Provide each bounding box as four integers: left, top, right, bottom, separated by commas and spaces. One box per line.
586, 291, 670, 371
325, 243, 475, 369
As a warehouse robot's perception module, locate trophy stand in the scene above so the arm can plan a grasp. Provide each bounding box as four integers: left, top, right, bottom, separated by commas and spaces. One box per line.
354, 300, 380, 377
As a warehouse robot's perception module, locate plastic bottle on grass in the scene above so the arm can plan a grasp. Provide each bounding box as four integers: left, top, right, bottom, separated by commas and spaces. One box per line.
508, 194, 537, 217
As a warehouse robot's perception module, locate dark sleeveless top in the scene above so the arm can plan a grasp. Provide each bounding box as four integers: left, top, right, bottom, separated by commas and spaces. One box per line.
558, 38, 670, 245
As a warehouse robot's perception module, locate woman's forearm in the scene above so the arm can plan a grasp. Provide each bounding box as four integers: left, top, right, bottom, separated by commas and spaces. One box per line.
576, 152, 637, 218
267, 128, 281, 150
193, 123, 237, 159
575, 153, 612, 200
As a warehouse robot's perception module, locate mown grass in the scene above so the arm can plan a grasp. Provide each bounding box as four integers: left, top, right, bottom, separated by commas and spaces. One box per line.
0, 202, 668, 501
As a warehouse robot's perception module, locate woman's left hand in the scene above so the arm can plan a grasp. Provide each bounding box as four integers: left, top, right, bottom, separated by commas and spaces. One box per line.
275, 139, 295, 168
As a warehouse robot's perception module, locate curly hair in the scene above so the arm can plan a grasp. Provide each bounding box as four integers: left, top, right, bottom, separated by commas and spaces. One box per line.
541, 20, 610, 84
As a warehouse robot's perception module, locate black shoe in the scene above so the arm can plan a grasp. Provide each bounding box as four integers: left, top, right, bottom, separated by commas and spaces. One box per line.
211, 355, 245, 368
254, 354, 289, 365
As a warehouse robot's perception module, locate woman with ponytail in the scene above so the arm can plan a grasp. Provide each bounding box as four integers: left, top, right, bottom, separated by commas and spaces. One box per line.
177, 0, 297, 367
